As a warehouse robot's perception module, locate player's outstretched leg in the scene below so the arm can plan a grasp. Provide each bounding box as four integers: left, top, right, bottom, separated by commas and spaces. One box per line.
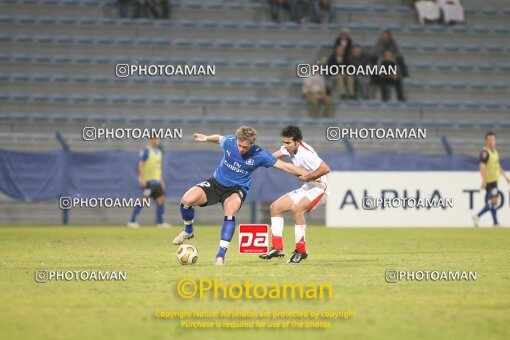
215, 193, 241, 266
173, 186, 206, 245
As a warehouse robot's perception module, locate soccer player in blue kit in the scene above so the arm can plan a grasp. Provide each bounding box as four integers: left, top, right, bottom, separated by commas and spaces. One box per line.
172, 126, 309, 266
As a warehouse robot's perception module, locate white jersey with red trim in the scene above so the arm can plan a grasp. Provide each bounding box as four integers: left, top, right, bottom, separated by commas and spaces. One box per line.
280, 141, 330, 195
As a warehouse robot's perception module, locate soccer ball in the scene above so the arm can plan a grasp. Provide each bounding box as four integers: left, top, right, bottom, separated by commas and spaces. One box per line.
176, 244, 199, 265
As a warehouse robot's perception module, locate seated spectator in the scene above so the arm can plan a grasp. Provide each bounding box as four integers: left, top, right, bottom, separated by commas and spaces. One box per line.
349, 45, 373, 99
372, 30, 409, 78
327, 45, 355, 99
268, 0, 292, 22
334, 28, 353, 63
436, 0, 465, 24
125, 0, 171, 19
118, 0, 130, 18
414, 0, 441, 24
147, 0, 171, 19
310, 0, 335, 23
378, 51, 405, 102
303, 65, 334, 117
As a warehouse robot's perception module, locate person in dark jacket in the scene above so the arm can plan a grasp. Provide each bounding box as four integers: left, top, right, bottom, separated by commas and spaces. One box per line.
327, 45, 355, 99
372, 30, 409, 78
378, 50, 405, 101
334, 28, 353, 64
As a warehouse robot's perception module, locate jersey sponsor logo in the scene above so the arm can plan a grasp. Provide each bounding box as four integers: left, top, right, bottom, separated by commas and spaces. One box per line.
239, 224, 269, 254
226, 150, 231, 157
223, 160, 249, 174
245, 158, 254, 165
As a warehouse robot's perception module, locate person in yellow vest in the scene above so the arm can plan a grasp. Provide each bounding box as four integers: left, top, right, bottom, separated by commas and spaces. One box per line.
128, 137, 170, 228
472, 132, 509, 227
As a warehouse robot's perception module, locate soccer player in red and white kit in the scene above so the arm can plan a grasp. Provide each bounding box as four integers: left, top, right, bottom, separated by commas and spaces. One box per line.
260, 126, 330, 263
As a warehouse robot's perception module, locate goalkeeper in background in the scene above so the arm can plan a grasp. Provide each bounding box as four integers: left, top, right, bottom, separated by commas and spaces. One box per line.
128, 136, 170, 228
472, 132, 509, 227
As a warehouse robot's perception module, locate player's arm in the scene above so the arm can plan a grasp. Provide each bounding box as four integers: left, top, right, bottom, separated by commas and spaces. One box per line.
272, 150, 284, 159
194, 133, 224, 144
272, 159, 308, 176
479, 150, 488, 189
298, 161, 330, 182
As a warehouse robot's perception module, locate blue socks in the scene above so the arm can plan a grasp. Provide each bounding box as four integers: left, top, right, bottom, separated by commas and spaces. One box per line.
180, 204, 195, 233
216, 216, 236, 258
130, 205, 142, 223
490, 205, 499, 225
156, 203, 165, 224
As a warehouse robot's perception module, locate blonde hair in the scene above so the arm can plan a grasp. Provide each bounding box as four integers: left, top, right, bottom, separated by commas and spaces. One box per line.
235, 126, 257, 144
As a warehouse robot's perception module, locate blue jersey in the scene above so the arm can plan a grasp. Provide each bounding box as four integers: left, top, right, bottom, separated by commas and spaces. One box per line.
213, 135, 277, 193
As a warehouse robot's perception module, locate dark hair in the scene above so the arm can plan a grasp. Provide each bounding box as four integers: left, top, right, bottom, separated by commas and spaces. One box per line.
485, 132, 496, 139
281, 126, 303, 142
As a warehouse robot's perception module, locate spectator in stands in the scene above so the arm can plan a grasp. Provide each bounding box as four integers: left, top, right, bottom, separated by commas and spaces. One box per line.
147, 0, 171, 19
372, 30, 409, 78
310, 0, 335, 23
349, 45, 372, 99
334, 28, 353, 63
378, 50, 405, 102
303, 64, 334, 117
268, 0, 292, 22
125, 0, 171, 19
118, 0, 130, 18
327, 45, 355, 99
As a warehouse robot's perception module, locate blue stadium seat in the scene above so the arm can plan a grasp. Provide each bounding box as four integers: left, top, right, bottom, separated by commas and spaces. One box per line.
224, 97, 243, 105
373, 4, 389, 12
130, 96, 147, 104
13, 74, 29, 81
15, 35, 33, 42
299, 41, 316, 49
491, 83, 508, 90
34, 54, 51, 62
217, 39, 234, 48
464, 44, 481, 52
443, 100, 460, 108
483, 101, 501, 109
237, 40, 254, 48
91, 95, 108, 103
77, 36, 93, 44
52, 94, 68, 102
200, 20, 218, 28
111, 96, 129, 104
449, 82, 466, 89
14, 54, 30, 62
97, 37, 114, 44
407, 25, 424, 33
261, 21, 280, 29
463, 101, 481, 109
258, 40, 275, 48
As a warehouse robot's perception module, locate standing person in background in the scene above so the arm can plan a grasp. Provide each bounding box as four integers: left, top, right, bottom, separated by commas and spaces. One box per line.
128, 136, 170, 228
472, 132, 510, 227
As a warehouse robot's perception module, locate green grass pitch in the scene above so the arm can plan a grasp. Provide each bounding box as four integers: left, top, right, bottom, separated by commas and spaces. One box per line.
1, 225, 509, 340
